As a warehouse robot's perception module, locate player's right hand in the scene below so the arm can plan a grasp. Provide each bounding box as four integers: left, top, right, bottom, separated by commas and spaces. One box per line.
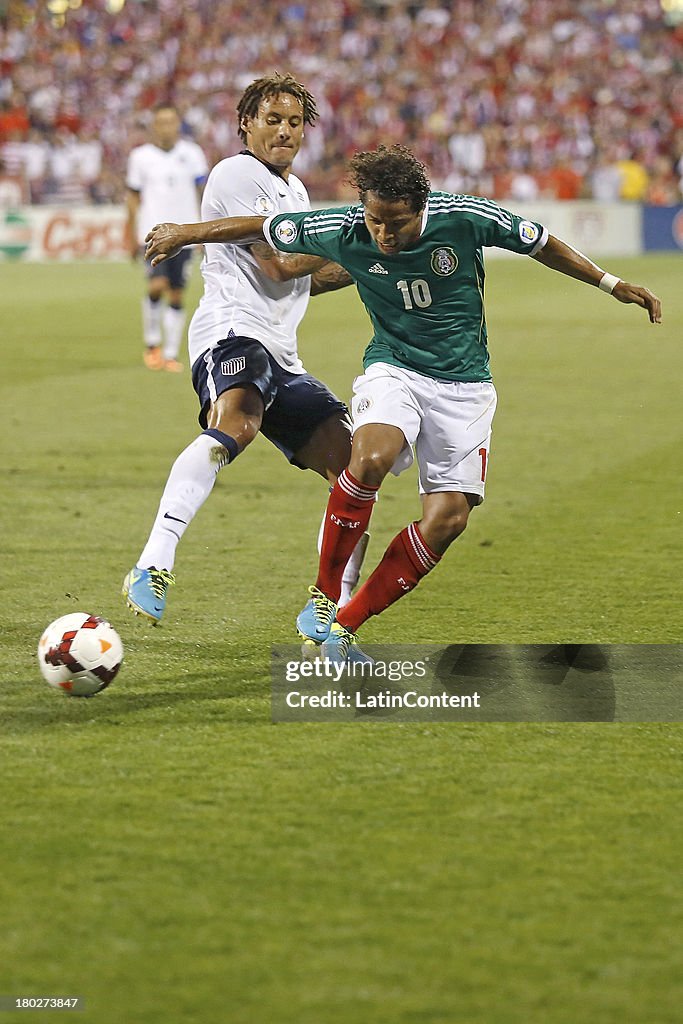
144, 223, 186, 266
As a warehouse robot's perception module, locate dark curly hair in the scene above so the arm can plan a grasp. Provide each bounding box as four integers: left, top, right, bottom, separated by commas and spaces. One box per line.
347, 145, 431, 212
237, 73, 319, 143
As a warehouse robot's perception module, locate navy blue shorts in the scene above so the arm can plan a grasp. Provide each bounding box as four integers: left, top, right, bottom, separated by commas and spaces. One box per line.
191, 336, 349, 464
145, 248, 193, 289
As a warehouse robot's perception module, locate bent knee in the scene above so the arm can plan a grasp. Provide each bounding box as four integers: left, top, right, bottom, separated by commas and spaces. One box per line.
207, 412, 260, 450
298, 414, 352, 480
349, 449, 395, 486
445, 509, 470, 540
207, 387, 264, 450
225, 419, 260, 451
420, 504, 471, 553
434, 510, 470, 546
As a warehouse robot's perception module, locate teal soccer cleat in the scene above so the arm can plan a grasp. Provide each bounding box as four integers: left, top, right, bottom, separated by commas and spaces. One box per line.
296, 585, 337, 642
122, 566, 176, 623
321, 622, 373, 666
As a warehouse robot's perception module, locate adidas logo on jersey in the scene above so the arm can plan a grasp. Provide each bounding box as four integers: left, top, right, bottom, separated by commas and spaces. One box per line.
368, 262, 388, 274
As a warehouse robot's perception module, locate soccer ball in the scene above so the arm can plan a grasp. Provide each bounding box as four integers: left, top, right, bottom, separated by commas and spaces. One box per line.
38, 613, 123, 697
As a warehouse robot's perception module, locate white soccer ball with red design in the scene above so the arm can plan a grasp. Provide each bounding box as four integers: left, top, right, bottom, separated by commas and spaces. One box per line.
38, 613, 123, 697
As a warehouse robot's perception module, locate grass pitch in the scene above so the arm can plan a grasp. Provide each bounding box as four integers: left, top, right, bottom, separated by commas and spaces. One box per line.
1, 255, 681, 1022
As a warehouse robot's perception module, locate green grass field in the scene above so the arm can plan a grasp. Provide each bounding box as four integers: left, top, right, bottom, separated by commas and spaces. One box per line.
1, 255, 681, 1022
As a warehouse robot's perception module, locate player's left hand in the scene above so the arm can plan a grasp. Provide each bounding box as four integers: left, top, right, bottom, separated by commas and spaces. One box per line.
613, 281, 662, 324
144, 223, 186, 266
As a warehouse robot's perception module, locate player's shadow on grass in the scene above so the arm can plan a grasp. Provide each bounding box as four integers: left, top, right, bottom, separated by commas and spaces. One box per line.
433, 643, 616, 721
531, 644, 616, 721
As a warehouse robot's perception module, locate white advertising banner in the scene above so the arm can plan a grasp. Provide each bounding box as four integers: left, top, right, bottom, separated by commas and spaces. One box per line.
0, 201, 642, 262
486, 200, 642, 258
0, 205, 129, 261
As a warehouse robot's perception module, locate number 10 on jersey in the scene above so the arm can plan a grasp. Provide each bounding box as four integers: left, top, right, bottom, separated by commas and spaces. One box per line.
397, 279, 433, 309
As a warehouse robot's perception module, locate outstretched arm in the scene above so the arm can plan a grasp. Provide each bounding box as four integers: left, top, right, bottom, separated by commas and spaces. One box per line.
532, 234, 662, 324
145, 216, 354, 294
144, 216, 267, 265
248, 239, 350, 290
249, 242, 352, 291
310, 262, 354, 295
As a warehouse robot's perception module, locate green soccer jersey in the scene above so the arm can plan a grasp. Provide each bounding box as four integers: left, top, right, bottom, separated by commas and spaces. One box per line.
264, 192, 547, 382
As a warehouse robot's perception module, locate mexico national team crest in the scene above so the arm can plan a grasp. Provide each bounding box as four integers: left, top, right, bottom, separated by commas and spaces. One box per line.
430, 247, 458, 276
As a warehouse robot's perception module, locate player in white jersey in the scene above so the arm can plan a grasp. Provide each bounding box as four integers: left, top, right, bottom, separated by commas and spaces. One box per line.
123, 74, 367, 625
187, 150, 311, 373
126, 105, 208, 371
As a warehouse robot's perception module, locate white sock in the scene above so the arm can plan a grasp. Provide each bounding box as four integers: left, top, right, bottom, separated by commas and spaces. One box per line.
162, 305, 186, 360
317, 511, 370, 607
137, 434, 231, 571
142, 296, 162, 346
339, 531, 370, 606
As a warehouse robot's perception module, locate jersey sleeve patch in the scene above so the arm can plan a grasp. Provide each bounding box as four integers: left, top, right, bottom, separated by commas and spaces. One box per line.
253, 193, 276, 215
518, 220, 540, 244
273, 218, 298, 243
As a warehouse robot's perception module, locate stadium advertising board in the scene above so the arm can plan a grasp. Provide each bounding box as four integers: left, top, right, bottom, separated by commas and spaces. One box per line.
642, 204, 683, 251
480, 201, 642, 258
0, 205, 129, 261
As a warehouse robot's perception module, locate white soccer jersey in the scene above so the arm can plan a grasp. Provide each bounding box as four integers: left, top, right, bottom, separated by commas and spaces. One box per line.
126, 139, 208, 243
187, 153, 311, 373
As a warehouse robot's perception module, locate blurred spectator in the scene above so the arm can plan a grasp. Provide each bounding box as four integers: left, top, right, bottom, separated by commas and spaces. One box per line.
505, 171, 540, 203
616, 153, 650, 202
0, 0, 681, 204
585, 150, 623, 202
447, 113, 486, 188
644, 155, 681, 205
21, 130, 50, 203
0, 155, 27, 208
0, 90, 30, 141
540, 161, 584, 200
42, 127, 89, 204
77, 126, 104, 200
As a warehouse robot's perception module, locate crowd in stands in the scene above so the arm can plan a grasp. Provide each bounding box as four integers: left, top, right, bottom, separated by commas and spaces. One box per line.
1, 0, 682, 207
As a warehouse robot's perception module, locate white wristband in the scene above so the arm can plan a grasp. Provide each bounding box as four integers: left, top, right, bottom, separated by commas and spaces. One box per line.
598, 272, 620, 294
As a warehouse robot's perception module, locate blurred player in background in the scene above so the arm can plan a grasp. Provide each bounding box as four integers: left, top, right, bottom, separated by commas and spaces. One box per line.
144, 144, 661, 660
126, 105, 208, 372
123, 74, 367, 625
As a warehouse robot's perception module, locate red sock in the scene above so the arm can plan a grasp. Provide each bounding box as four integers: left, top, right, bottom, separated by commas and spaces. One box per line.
337, 522, 441, 633
315, 469, 378, 602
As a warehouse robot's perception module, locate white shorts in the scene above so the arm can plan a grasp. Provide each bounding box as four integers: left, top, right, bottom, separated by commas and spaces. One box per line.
351, 362, 497, 498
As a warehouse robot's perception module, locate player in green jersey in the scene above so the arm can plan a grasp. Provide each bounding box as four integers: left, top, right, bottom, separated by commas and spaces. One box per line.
144, 145, 662, 662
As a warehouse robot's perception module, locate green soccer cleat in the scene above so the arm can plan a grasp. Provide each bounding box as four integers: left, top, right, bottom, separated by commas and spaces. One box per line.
122, 566, 175, 623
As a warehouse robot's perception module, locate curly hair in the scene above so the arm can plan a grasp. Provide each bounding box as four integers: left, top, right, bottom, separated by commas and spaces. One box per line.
347, 145, 431, 212
237, 73, 318, 142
